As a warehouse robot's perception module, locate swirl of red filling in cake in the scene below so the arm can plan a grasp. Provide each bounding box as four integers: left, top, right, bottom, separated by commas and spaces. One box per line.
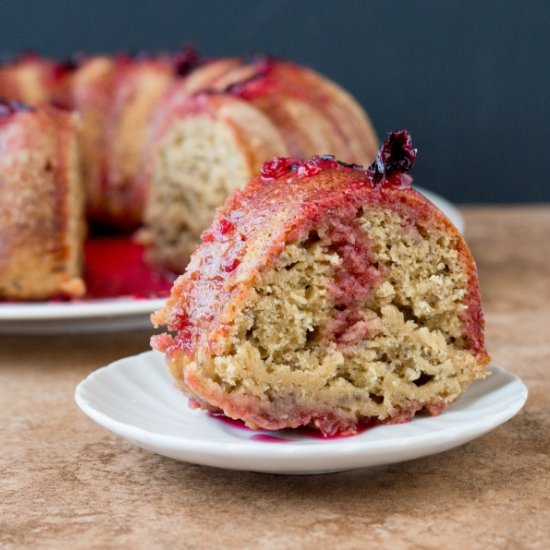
151, 130, 490, 436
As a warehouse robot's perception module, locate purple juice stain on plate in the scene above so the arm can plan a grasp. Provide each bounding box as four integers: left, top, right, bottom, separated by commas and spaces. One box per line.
207, 411, 380, 441
208, 411, 252, 430
249, 434, 290, 443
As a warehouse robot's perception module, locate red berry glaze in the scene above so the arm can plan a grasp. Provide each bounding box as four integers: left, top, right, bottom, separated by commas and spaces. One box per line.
201, 218, 236, 243
261, 154, 350, 181
218, 219, 235, 235
222, 258, 241, 273
260, 156, 302, 180
260, 131, 416, 187
223, 71, 276, 100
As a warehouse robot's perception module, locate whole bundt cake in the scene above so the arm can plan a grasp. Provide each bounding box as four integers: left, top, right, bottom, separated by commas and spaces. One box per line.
151, 131, 489, 436
0, 101, 85, 299
0, 49, 378, 299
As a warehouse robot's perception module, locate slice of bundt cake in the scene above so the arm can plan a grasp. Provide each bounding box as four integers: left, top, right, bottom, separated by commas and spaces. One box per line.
0, 101, 85, 299
134, 57, 247, 234
151, 131, 490, 436
142, 59, 379, 271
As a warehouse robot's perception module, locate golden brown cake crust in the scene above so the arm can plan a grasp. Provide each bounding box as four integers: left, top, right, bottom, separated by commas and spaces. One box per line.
0, 104, 85, 299
100, 56, 175, 228
62, 56, 116, 225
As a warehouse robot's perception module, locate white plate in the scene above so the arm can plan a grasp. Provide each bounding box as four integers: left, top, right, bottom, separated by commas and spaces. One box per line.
0, 188, 462, 335
0, 297, 166, 334
75, 351, 527, 474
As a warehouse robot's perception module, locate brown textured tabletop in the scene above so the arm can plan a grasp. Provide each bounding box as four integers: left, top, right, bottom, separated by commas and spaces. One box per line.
1, 206, 549, 549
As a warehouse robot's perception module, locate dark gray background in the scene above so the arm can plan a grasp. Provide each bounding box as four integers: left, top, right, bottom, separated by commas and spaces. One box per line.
1, 0, 548, 203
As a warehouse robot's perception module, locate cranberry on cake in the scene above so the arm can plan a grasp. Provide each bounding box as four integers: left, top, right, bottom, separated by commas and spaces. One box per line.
151, 131, 490, 436
0, 101, 85, 299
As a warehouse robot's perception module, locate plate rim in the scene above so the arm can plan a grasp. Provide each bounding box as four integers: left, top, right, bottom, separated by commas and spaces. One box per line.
0, 297, 166, 320
75, 351, 528, 459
